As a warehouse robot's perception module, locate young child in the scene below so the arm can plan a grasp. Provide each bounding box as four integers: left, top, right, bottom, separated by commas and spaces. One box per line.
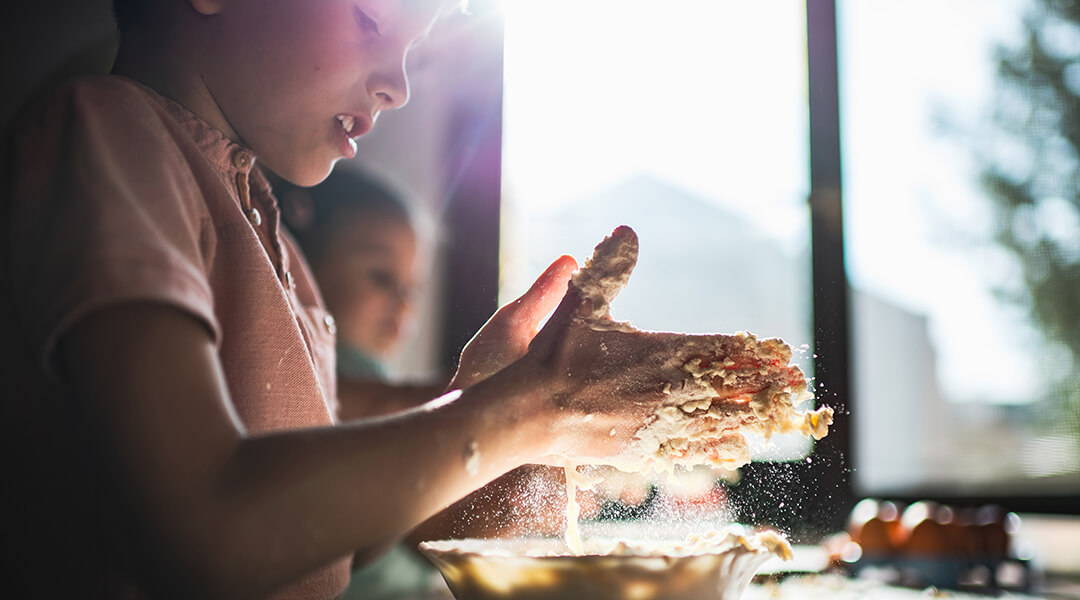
2, 1, 718, 598
279, 168, 447, 420
280, 168, 445, 598
287, 170, 419, 381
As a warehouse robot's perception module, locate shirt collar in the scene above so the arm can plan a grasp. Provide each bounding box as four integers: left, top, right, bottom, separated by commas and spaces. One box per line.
120, 76, 256, 177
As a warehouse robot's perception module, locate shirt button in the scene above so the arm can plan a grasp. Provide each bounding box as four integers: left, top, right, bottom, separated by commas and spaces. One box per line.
323, 314, 337, 335
231, 150, 253, 170
248, 206, 262, 227
284, 271, 295, 289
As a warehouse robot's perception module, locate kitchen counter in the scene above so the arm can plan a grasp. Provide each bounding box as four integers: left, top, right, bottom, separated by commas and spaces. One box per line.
745, 574, 1055, 600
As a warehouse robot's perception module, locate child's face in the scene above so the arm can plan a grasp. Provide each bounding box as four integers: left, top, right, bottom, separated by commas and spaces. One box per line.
314, 212, 418, 357
198, 0, 446, 186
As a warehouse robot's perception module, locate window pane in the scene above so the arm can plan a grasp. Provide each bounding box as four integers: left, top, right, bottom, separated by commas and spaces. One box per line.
499, 0, 814, 460
839, 0, 1080, 495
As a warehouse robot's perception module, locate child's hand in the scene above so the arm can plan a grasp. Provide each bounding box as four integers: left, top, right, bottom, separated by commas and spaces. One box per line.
449, 255, 577, 391
510, 226, 782, 466
522, 310, 693, 463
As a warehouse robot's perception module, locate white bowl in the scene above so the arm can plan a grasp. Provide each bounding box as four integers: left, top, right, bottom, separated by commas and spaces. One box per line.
418, 530, 789, 600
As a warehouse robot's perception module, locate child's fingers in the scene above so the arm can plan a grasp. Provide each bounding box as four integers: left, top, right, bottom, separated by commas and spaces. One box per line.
569, 225, 639, 319
531, 226, 639, 360
509, 254, 577, 329
528, 281, 582, 361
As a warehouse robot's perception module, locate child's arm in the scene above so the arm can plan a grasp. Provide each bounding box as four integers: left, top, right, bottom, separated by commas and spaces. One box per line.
334, 253, 583, 422
60, 302, 553, 600
52, 255, 578, 599
407, 464, 568, 543
57, 249, 714, 600
336, 379, 449, 420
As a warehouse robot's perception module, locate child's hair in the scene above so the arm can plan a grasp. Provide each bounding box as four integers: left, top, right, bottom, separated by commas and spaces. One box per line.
113, 0, 469, 34
112, 0, 151, 35
278, 167, 414, 267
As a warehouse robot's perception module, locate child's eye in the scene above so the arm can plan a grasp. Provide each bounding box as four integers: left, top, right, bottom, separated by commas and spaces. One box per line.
367, 268, 396, 290
353, 6, 381, 36
367, 267, 413, 301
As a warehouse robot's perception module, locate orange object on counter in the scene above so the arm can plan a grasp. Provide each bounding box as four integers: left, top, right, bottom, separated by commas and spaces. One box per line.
838, 498, 1031, 593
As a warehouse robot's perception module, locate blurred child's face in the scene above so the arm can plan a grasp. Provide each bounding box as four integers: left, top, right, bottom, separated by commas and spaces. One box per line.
195, 0, 445, 186
313, 212, 418, 357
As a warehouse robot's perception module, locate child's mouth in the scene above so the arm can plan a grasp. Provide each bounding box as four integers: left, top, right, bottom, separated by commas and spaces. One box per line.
337, 114, 356, 135
335, 114, 369, 159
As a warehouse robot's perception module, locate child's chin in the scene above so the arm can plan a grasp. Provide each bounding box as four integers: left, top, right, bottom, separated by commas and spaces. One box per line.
280, 160, 337, 188
370, 338, 398, 358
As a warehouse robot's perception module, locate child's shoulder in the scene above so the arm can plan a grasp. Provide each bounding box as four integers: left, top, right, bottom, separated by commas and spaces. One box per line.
6, 75, 215, 188
12, 75, 173, 143
53, 74, 154, 102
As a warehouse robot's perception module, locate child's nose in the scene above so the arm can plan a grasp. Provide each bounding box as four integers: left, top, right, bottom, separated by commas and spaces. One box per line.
393, 284, 413, 307
368, 61, 410, 110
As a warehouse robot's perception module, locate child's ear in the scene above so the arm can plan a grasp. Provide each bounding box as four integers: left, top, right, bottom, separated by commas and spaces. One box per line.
189, 0, 226, 16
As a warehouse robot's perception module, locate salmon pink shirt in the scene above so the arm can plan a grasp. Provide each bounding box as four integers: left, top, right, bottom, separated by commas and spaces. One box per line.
2, 75, 350, 599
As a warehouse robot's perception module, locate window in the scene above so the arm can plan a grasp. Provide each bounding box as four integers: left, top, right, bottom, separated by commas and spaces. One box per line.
838, 0, 1080, 498
442, 0, 1080, 535
499, 0, 816, 461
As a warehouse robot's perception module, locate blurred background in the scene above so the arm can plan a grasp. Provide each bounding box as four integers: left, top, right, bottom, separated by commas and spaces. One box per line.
4, 0, 1078, 593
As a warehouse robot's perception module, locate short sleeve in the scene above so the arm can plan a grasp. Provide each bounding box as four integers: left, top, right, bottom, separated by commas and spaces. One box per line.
6, 79, 220, 379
